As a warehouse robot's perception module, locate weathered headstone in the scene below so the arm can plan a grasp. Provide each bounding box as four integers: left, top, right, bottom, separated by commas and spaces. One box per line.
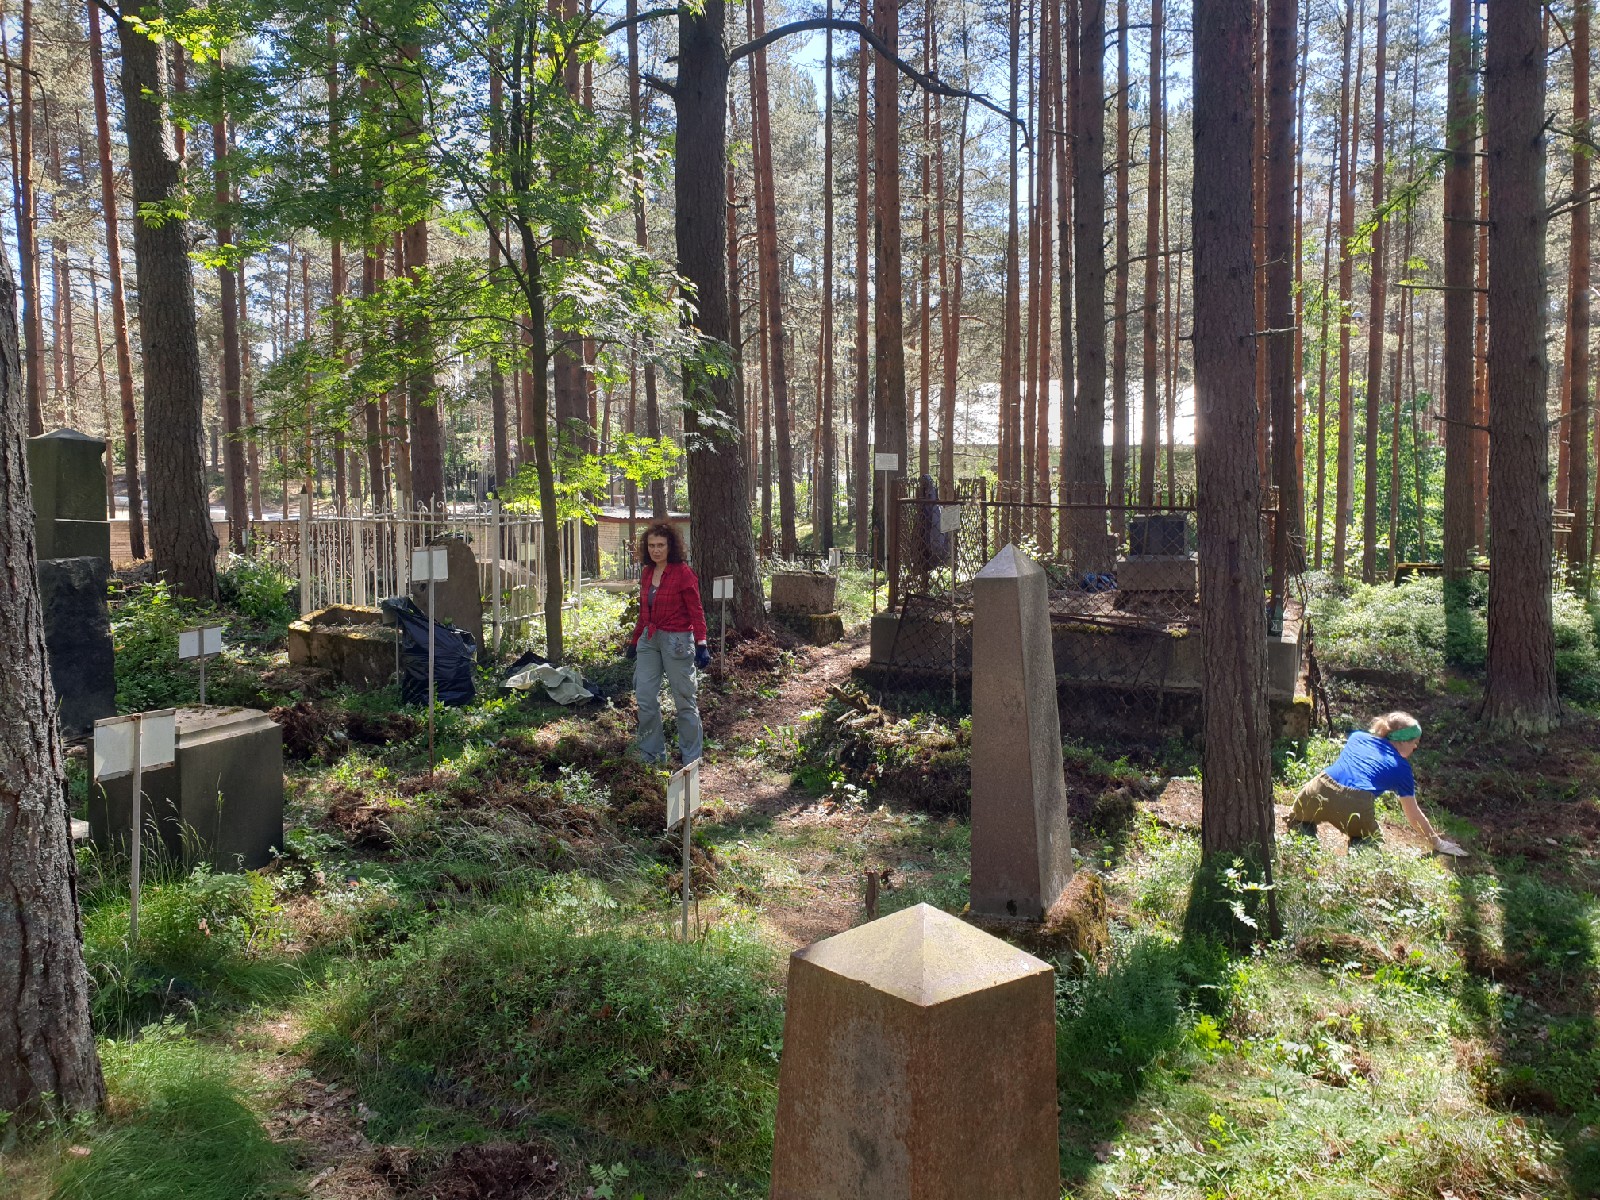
90, 706, 284, 870
970, 544, 1073, 919
27, 428, 110, 561
411, 537, 483, 654
768, 903, 1060, 1200
36, 556, 115, 736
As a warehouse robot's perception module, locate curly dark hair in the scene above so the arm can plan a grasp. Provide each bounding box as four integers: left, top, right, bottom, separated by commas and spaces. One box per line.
637, 522, 685, 565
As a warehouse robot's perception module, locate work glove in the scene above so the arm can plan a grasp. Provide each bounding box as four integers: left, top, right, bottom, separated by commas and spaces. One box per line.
625, 643, 637, 660
1431, 836, 1468, 858
695, 644, 712, 669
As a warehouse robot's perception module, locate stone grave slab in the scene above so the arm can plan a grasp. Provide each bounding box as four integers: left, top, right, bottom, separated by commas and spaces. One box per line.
27, 428, 110, 561
90, 706, 284, 870
37, 556, 115, 737
970, 544, 1073, 919
770, 571, 838, 614
288, 605, 398, 687
769, 903, 1059, 1200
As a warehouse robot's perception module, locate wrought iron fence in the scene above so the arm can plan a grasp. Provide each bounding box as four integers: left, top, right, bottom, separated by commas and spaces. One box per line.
247, 498, 582, 653
871, 477, 1317, 732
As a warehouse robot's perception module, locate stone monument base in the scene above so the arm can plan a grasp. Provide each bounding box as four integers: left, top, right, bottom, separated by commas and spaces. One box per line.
91, 706, 284, 870
773, 610, 845, 645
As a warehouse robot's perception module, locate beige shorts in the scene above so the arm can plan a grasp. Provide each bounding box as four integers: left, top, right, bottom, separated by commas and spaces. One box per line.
1289, 772, 1379, 838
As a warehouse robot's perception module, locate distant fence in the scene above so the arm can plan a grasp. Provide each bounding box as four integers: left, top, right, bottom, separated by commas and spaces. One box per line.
247, 498, 583, 653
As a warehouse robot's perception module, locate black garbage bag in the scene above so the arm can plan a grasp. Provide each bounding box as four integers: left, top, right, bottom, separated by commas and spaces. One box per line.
379, 595, 477, 707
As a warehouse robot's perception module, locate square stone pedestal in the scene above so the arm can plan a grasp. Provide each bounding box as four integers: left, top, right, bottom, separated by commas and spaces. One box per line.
28, 428, 110, 560
90, 706, 284, 870
769, 903, 1059, 1200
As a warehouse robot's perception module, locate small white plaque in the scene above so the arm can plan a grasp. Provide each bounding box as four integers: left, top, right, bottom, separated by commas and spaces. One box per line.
712, 575, 733, 601
938, 504, 964, 534
666, 759, 702, 829
179, 625, 224, 660
93, 710, 178, 780
828, 547, 841, 569
874, 452, 900, 471
411, 545, 449, 582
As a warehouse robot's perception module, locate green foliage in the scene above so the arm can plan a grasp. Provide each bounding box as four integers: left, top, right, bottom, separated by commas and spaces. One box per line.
216, 554, 296, 637
110, 581, 211, 712
52, 1024, 290, 1200
80, 862, 292, 1033
1312, 574, 1600, 701
311, 905, 783, 1171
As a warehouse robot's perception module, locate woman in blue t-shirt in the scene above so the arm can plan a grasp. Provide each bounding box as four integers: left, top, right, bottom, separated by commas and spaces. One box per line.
1288, 711, 1466, 855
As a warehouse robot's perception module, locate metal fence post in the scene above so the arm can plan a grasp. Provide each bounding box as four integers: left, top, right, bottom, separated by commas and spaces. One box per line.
490, 499, 503, 654
298, 487, 312, 615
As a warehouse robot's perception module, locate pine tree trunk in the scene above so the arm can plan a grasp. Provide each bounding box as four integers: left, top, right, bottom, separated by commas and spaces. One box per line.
1442, 0, 1476, 577
853, 35, 871, 555
1001, 0, 1022, 523
0, 262, 105, 1122
404, 220, 444, 509
1569, 0, 1592, 588
750, 0, 797, 556
1481, 0, 1560, 733
1139, 0, 1163, 506
88, 0, 144, 558
1110, 0, 1130, 522
1333, 0, 1360, 581
1266, 0, 1298, 605
1361, 0, 1388, 583
872, 0, 908, 558
1191, 0, 1277, 939
213, 70, 247, 553
119, 0, 218, 600
1069, 0, 1109, 568
674, 0, 765, 628
820, 4, 837, 547
14, 0, 44, 435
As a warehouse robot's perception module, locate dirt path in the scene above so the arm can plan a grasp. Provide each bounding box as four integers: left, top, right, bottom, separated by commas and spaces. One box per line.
699, 631, 866, 819
697, 633, 882, 951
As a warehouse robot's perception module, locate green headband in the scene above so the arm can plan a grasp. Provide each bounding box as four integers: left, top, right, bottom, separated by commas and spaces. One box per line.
1387, 725, 1422, 742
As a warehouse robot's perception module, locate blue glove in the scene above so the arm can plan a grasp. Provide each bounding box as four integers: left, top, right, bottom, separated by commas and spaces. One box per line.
695, 644, 712, 669
625, 643, 637, 660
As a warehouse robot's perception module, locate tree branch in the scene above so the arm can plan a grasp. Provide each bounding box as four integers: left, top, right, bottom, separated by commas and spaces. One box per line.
728, 17, 1029, 149
600, 6, 679, 37
642, 71, 677, 99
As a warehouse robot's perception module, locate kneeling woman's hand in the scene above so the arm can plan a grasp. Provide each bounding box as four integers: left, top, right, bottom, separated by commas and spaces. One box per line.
695, 643, 711, 669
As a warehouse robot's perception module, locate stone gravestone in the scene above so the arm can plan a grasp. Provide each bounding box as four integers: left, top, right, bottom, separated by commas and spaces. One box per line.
91, 706, 284, 870
411, 537, 483, 654
970, 544, 1073, 919
27, 428, 115, 736
768, 903, 1060, 1200
37, 556, 116, 737
27, 428, 111, 561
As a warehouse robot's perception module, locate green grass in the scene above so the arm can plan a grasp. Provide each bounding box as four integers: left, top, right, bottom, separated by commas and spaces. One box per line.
307, 896, 784, 1177
51, 1025, 290, 1200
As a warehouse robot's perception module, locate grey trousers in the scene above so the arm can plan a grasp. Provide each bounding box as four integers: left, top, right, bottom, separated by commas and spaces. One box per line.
633, 629, 703, 765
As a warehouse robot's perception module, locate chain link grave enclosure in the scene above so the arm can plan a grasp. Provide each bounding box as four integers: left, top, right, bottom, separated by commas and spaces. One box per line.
862, 478, 1322, 736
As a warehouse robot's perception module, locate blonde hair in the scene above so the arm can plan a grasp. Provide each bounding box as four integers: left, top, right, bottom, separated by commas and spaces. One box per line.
1369, 711, 1421, 739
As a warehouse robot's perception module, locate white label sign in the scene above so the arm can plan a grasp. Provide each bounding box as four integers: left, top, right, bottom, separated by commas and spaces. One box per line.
874, 452, 900, 471
711, 575, 734, 601
178, 625, 224, 660
939, 504, 964, 534
93, 710, 178, 780
666, 759, 702, 830
411, 545, 449, 582
828, 547, 841, 569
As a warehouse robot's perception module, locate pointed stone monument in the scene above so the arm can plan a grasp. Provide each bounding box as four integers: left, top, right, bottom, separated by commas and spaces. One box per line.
768, 903, 1060, 1200
970, 544, 1073, 919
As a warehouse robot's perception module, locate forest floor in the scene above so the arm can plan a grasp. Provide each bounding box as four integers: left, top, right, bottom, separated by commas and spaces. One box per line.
4, 574, 1600, 1200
